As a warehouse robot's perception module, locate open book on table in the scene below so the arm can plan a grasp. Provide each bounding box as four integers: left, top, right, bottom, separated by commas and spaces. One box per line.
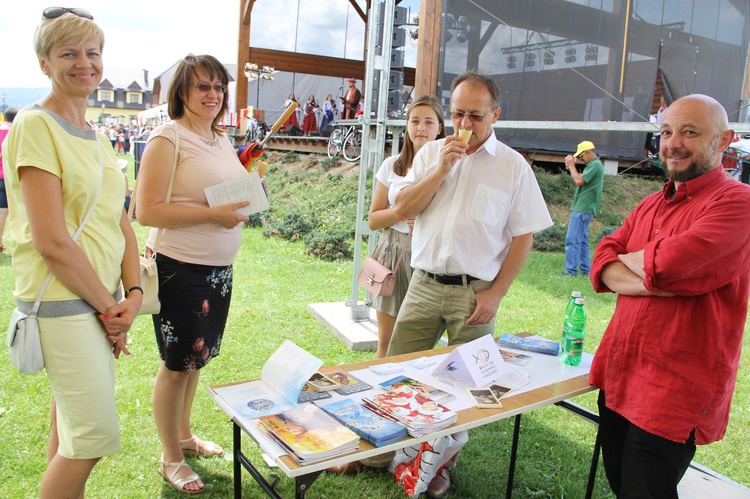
208, 340, 322, 420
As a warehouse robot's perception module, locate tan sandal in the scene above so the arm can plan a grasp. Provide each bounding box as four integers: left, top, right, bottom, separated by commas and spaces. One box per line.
180, 435, 224, 458
159, 457, 204, 495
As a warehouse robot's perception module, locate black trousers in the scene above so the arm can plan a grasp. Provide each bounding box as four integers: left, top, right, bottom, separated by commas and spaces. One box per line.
597, 391, 696, 499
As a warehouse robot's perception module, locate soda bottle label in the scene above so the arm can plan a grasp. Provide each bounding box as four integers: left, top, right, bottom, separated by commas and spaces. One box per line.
560, 335, 570, 354
560, 324, 571, 354
566, 337, 583, 355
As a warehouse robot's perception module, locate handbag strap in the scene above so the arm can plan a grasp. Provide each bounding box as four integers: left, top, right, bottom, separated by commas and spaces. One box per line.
151, 121, 180, 254
127, 121, 180, 255
391, 226, 412, 275
31, 139, 105, 316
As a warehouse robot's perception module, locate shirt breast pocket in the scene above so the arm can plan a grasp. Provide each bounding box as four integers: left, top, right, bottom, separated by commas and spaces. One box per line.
471, 184, 508, 226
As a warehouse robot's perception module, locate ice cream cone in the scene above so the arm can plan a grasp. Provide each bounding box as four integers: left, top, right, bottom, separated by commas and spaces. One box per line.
458, 129, 473, 144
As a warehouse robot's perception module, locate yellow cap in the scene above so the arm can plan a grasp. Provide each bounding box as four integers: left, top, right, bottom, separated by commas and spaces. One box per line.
573, 140, 595, 157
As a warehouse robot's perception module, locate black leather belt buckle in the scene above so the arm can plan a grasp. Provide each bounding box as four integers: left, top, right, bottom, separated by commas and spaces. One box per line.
427, 272, 478, 285
441, 275, 463, 285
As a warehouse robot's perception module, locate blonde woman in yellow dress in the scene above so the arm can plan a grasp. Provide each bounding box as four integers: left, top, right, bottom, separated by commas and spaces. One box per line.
4, 9, 141, 497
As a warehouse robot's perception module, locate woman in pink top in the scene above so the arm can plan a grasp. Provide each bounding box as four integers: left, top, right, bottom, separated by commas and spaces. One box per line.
136, 54, 250, 494
0, 107, 18, 252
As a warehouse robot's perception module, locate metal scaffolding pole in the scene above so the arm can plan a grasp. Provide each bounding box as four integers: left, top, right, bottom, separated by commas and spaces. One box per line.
346, 0, 396, 320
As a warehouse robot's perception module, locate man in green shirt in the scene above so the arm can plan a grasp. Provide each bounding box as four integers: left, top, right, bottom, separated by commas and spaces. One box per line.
562, 140, 604, 276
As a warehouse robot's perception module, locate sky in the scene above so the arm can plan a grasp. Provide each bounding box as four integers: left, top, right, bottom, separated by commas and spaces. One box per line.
0, 0, 420, 89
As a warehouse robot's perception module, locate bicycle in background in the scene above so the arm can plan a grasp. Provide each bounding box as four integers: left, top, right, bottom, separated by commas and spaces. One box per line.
327, 120, 362, 162
244, 119, 269, 144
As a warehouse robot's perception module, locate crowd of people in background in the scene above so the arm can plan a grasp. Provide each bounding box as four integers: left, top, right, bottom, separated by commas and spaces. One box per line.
98, 124, 152, 155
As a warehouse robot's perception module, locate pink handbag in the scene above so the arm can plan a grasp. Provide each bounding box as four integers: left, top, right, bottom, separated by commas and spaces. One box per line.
358, 230, 411, 297
358, 257, 397, 296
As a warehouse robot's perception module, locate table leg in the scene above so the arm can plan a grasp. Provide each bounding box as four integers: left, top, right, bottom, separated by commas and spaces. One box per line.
295, 470, 323, 499
506, 414, 522, 499
233, 421, 283, 498
585, 427, 602, 499
234, 422, 242, 499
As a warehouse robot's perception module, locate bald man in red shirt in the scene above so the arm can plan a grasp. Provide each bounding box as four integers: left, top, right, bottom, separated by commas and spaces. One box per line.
591, 94, 750, 498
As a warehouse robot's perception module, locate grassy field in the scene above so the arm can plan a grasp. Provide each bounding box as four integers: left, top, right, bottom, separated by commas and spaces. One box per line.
0, 154, 748, 498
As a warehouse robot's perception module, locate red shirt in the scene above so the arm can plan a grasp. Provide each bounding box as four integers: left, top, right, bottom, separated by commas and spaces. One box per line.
590, 166, 750, 444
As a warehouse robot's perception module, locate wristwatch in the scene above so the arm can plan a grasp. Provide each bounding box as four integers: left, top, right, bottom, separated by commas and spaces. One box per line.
125, 286, 144, 298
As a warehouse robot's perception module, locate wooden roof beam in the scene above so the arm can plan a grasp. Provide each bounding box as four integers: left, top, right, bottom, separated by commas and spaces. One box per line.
349, 0, 367, 23
248, 47, 415, 86
241, 0, 254, 24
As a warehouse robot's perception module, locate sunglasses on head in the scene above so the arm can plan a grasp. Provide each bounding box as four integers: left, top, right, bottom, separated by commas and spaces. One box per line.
43, 7, 94, 20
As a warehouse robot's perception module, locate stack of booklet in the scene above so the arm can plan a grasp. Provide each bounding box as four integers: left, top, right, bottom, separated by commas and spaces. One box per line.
307, 370, 373, 395
257, 403, 360, 464
378, 375, 455, 403
321, 398, 408, 447
497, 333, 559, 355
361, 386, 457, 437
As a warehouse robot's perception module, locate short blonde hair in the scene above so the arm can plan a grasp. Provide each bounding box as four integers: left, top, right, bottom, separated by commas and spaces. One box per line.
33, 12, 104, 59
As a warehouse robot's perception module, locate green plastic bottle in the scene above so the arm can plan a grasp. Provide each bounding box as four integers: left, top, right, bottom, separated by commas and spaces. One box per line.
560, 291, 581, 355
561, 297, 586, 366
564, 291, 582, 321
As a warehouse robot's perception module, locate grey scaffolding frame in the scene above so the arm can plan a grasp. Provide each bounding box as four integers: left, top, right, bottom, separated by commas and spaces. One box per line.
346, 0, 399, 320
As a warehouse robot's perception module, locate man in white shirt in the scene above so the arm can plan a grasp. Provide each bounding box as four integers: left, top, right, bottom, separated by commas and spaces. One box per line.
388, 71, 552, 497
390, 71, 551, 354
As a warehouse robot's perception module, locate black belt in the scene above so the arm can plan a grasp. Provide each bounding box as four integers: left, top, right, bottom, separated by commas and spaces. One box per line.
425, 272, 480, 285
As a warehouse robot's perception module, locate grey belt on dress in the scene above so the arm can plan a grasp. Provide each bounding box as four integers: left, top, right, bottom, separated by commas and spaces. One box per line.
15, 289, 123, 318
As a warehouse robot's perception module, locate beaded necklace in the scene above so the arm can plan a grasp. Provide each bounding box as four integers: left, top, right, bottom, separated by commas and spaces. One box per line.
197, 135, 219, 147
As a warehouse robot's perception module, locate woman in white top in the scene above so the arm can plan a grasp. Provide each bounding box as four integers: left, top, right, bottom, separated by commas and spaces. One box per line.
367, 95, 445, 357
320, 94, 335, 130
136, 54, 250, 494
654, 96, 669, 151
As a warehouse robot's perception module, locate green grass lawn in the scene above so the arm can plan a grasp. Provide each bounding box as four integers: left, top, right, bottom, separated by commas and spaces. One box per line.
1, 224, 748, 498
1, 154, 748, 497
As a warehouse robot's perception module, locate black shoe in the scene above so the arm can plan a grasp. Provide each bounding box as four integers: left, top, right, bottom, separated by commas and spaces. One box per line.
426, 468, 451, 498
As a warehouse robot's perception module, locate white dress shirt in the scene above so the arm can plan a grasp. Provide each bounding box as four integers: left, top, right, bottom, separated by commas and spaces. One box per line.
399, 133, 552, 281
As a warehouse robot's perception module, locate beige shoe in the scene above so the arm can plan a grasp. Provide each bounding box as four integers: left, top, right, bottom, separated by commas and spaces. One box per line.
159, 457, 204, 495
179, 435, 224, 458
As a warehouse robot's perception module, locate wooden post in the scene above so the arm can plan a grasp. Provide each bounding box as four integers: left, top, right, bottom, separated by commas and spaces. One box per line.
236, 0, 255, 122
415, 0, 442, 98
